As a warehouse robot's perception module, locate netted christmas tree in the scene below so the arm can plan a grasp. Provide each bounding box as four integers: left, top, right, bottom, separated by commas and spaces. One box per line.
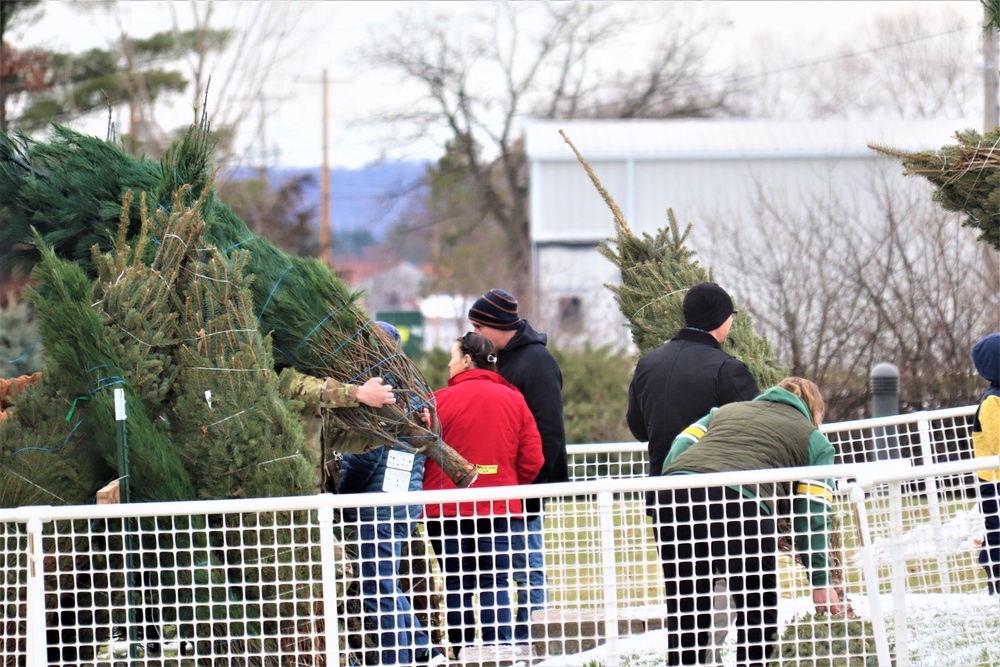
0, 119, 475, 507
0, 182, 314, 503
869, 127, 999, 252
559, 130, 785, 389
767, 612, 893, 667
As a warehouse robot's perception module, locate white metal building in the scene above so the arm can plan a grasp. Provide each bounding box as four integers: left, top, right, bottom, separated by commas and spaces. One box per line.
524, 118, 976, 350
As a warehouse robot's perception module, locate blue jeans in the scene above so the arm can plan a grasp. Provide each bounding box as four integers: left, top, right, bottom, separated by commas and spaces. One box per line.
358, 520, 434, 664
509, 515, 548, 642
426, 517, 513, 647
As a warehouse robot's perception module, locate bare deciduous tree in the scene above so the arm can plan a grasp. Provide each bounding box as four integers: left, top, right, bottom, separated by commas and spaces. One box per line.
709, 169, 999, 421
76, 0, 307, 166
166, 0, 307, 167
738, 7, 980, 121
367, 1, 731, 300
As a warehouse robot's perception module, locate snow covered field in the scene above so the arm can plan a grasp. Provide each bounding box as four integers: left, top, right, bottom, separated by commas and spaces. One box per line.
534, 593, 1000, 667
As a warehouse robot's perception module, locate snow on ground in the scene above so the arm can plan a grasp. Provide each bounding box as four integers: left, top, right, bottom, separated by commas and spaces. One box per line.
534, 593, 1000, 667
851, 505, 985, 565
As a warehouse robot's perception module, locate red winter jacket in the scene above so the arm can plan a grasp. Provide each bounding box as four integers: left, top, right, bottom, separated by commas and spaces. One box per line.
423, 369, 544, 518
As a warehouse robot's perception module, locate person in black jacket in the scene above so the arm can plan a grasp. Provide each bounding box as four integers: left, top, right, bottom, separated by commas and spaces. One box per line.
627, 283, 760, 661
469, 288, 568, 644
627, 282, 760, 507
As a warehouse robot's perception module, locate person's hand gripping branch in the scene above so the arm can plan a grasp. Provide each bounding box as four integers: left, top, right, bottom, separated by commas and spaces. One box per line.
353, 376, 396, 408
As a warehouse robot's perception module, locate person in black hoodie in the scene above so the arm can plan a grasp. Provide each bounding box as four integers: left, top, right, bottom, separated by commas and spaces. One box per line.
469, 288, 568, 644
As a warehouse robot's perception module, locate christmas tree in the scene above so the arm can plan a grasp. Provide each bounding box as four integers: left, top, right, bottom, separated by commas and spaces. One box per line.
559, 130, 785, 389
0, 121, 475, 505
869, 127, 1000, 252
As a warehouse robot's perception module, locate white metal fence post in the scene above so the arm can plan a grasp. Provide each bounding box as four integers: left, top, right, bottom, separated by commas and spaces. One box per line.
25, 517, 46, 667
849, 484, 895, 667
317, 505, 342, 667
597, 490, 621, 667
886, 479, 910, 667
916, 417, 953, 593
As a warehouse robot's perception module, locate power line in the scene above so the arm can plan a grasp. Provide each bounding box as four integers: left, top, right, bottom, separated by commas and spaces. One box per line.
675, 25, 972, 94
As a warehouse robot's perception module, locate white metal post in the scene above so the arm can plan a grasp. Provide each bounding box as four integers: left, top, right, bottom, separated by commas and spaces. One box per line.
886, 479, 910, 667
849, 484, 895, 666
597, 490, 620, 667
317, 505, 342, 667
916, 418, 952, 593
25, 517, 46, 667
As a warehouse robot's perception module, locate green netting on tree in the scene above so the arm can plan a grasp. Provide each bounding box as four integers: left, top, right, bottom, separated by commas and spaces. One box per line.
0, 121, 475, 506
24, 239, 194, 502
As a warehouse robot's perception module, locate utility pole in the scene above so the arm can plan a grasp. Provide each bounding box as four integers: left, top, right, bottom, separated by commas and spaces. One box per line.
257, 94, 269, 180
986, 4, 999, 132
302, 69, 352, 268
320, 69, 333, 268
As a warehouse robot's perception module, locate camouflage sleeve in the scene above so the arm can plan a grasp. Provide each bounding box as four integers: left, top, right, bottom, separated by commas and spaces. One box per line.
278, 367, 359, 411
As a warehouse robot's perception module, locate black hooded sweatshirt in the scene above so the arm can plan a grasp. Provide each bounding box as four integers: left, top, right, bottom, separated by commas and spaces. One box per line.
496, 319, 568, 515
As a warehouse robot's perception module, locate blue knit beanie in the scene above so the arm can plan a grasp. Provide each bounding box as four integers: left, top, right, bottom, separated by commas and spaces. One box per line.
376, 321, 402, 344
468, 289, 521, 331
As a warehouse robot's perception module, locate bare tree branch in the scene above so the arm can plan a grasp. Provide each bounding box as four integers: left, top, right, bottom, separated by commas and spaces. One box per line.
365, 0, 733, 299
711, 168, 998, 419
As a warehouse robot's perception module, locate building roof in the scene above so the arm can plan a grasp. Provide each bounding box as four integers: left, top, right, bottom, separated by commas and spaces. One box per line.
525, 118, 977, 161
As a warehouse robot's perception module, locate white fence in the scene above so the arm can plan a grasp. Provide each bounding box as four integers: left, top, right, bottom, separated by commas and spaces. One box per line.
2, 405, 998, 667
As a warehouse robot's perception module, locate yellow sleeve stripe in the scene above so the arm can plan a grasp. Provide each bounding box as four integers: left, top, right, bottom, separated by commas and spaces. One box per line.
795, 482, 834, 504
681, 425, 706, 440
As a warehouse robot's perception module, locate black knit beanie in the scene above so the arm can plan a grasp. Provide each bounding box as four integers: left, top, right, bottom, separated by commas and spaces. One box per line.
468, 289, 521, 331
682, 282, 735, 332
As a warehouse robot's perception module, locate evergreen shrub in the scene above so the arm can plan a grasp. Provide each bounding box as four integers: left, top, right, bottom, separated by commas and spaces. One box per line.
767, 613, 893, 667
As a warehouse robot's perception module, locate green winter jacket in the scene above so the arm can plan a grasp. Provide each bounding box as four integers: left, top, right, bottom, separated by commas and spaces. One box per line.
662, 386, 836, 587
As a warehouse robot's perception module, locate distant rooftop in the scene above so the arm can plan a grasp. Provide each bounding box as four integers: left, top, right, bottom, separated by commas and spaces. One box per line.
525, 118, 978, 161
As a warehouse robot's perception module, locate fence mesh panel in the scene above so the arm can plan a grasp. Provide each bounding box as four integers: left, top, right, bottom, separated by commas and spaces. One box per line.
2, 405, 997, 667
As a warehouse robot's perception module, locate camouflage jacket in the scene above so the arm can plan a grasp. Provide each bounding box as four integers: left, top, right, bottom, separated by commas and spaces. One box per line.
277, 368, 383, 490
278, 367, 360, 410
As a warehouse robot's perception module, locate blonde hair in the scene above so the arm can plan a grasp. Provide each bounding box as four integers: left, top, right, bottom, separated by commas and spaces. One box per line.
778, 377, 825, 426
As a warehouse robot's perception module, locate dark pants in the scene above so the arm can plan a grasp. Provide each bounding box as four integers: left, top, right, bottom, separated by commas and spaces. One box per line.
979, 481, 1000, 594
425, 516, 513, 648
657, 486, 778, 667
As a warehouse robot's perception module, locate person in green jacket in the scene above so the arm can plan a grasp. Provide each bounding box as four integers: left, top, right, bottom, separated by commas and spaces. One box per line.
656, 377, 842, 667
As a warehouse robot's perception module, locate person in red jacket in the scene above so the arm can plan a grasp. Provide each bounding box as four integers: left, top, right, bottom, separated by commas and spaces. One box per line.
423, 332, 544, 655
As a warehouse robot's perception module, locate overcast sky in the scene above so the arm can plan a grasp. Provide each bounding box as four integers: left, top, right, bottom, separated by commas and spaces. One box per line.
9, 1, 986, 168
